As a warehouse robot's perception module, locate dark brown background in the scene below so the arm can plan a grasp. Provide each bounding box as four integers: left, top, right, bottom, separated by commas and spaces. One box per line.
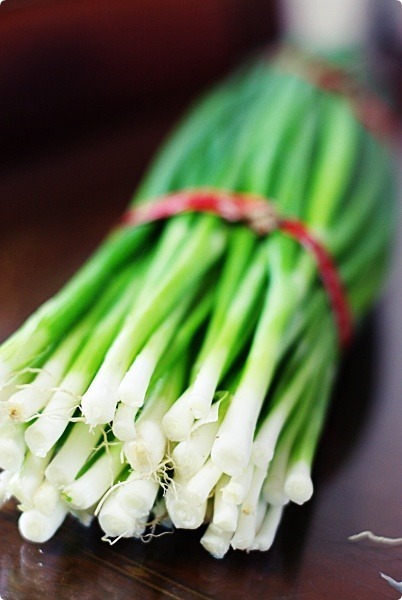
0, 1, 402, 598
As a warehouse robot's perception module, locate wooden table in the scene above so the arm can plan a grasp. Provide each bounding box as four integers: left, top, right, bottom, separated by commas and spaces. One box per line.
0, 112, 401, 600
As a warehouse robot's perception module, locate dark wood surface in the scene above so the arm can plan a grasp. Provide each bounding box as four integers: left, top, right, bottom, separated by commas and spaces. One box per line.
0, 72, 402, 600
0, 0, 276, 166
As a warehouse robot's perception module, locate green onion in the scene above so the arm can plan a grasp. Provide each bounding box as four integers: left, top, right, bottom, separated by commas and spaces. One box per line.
0, 47, 396, 557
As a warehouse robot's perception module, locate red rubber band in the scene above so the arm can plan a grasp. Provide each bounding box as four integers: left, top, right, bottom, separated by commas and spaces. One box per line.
119, 189, 278, 231
278, 218, 353, 348
313, 65, 398, 143
271, 47, 398, 142
120, 190, 353, 349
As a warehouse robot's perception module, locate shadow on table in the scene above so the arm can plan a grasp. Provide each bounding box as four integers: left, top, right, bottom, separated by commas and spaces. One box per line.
274, 312, 379, 575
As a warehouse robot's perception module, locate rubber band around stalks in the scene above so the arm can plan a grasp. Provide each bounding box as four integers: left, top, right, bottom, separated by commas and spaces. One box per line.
120, 189, 353, 349
271, 45, 398, 142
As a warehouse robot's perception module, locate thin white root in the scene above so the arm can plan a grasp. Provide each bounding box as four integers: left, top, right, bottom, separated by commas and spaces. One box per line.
380, 572, 402, 593
349, 531, 402, 546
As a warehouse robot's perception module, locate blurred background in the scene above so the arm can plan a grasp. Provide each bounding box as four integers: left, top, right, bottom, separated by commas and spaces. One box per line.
0, 0, 277, 220
0, 0, 400, 221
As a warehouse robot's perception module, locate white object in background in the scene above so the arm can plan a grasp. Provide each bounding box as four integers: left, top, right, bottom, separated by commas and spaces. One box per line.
280, 0, 369, 51
380, 572, 402, 598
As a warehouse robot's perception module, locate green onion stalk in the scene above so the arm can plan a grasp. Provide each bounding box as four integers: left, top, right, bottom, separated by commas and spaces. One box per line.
0, 47, 396, 557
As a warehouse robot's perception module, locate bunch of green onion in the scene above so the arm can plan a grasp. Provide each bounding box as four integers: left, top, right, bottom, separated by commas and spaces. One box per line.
0, 49, 395, 558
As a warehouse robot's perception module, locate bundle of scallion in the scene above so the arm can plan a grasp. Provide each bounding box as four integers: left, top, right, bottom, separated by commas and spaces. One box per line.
0, 47, 396, 558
